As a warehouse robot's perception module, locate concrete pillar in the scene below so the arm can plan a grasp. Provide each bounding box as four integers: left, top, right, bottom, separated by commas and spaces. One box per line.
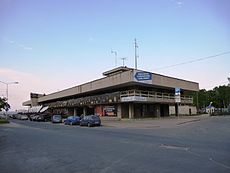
156, 104, 161, 117
74, 108, 77, 116
175, 103, 179, 116
129, 103, 134, 119
83, 107, 87, 116
117, 104, 122, 119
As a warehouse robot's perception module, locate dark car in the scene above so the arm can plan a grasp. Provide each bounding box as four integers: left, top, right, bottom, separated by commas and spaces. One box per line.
40, 113, 52, 122
64, 116, 81, 125
80, 115, 101, 127
52, 115, 62, 123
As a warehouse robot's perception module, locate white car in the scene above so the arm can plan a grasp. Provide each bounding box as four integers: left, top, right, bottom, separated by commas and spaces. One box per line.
20, 115, 28, 120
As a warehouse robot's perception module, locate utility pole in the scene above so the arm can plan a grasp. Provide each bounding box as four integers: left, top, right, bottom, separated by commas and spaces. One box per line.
134, 38, 138, 69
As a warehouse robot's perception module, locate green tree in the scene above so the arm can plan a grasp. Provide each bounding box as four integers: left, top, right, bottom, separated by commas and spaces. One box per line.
0, 97, 10, 111
194, 85, 230, 109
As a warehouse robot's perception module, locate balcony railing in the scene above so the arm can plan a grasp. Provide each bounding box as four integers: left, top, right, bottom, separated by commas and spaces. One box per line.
46, 90, 193, 108
120, 90, 193, 104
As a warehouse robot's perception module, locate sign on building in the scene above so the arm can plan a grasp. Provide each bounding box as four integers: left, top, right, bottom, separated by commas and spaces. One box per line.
175, 87, 181, 103
133, 70, 152, 84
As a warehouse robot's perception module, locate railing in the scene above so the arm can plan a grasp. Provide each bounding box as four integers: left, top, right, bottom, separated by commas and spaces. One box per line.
120, 90, 193, 104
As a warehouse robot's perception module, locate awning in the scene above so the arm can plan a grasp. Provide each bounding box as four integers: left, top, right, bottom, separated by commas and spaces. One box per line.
39, 106, 49, 113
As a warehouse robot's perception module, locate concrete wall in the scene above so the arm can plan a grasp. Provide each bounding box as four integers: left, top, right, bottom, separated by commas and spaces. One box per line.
169, 105, 197, 115
151, 73, 199, 92
38, 70, 133, 102
23, 68, 199, 106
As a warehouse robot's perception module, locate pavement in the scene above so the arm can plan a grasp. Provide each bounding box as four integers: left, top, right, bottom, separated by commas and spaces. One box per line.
101, 114, 210, 129
0, 115, 230, 173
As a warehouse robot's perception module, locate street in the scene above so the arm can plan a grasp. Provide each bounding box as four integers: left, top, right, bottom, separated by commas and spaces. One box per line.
0, 116, 230, 173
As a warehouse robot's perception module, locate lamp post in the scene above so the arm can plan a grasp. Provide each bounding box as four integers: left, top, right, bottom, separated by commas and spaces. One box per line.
0, 81, 19, 119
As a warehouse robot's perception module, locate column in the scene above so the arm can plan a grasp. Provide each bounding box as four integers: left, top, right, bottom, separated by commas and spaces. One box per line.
83, 107, 87, 116
117, 104, 122, 119
175, 103, 179, 116
129, 103, 134, 119
74, 108, 77, 116
156, 104, 161, 117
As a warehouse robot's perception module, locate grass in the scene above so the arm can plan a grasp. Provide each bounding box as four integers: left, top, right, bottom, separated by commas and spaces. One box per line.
0, 119, 9, 124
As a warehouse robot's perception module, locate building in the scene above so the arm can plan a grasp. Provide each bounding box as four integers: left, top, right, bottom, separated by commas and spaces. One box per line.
23, 67, 199, 118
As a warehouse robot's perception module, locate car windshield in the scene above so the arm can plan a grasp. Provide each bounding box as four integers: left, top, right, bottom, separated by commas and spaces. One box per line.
92, 115, 100, 120
53, 115, 61, 119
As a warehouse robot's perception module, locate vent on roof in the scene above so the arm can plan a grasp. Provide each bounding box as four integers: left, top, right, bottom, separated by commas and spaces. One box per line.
103, 66, 132, 77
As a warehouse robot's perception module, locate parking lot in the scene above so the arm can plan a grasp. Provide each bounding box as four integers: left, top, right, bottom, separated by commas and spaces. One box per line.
0, 116, 230, 173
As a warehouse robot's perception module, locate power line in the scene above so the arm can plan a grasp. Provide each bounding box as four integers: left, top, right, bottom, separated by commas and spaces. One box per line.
154, 51, 230, 71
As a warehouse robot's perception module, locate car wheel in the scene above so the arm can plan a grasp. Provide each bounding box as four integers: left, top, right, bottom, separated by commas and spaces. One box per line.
70, 122, 73, 125
87, 123, 91, 127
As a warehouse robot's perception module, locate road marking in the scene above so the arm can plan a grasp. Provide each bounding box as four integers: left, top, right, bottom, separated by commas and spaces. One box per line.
159, 144, 189, 151
209, 157, 230, 170
177, 119, 201, 125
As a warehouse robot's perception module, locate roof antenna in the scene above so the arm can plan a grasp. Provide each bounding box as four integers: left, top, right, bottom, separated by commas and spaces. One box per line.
121, 57, 127, 67
111, 50, 118, 67
134, 38, 139, 69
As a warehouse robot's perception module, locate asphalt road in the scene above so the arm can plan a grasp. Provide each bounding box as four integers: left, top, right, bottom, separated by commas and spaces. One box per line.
0, 116, 230, 173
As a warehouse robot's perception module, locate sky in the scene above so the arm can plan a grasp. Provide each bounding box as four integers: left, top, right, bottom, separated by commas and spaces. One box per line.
0, 0, 230, 110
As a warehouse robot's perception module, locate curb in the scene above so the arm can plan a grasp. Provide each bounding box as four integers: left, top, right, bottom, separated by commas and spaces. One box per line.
176, 119, 201, 125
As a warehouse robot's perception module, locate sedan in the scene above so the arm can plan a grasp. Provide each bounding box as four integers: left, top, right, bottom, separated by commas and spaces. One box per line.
64, 116, 81, 125
52, 115, 62, 123
80, 115, 101, 127
19, 114, 28, 120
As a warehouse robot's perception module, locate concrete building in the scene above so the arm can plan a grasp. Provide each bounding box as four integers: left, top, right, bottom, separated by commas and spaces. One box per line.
23, 67, 199, 118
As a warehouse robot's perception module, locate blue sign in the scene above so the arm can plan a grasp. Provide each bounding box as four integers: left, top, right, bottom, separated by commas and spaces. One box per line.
135, 72, 152, 81
175, 88, 181, 94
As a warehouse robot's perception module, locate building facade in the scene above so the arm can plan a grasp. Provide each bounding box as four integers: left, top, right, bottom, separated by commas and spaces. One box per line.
23, 67, 199, 118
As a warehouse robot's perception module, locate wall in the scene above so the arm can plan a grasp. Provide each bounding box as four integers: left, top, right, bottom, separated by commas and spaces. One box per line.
37, 69, 199, 103
169, 105, 197, 115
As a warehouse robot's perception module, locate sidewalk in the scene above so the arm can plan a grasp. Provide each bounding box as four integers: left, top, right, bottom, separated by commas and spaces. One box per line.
101, 114, 209, 129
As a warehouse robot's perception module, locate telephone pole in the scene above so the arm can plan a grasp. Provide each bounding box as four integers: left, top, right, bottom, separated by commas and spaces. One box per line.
111, 50, 118, 67
134, 38, 138, 69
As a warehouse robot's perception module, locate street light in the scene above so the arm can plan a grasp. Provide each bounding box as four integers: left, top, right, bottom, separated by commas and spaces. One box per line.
0, 81, 19, 119
0, 81, 19, 101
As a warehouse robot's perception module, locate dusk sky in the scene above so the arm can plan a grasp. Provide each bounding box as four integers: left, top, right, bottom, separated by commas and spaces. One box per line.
0, 0, 230, 110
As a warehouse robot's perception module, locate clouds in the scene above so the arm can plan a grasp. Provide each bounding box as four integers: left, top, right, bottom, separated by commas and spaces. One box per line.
2, 37, 33, 50
170, 0, 183, 8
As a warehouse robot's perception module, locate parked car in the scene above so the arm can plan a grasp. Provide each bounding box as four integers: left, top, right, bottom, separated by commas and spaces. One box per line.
19, 114, 28, 120
9, 114, 17, 119
80, 115, 101, 127
64, 116, 81, 125
29, 114, 37, 121
52, 115, 62, 123
36, 115, 45, 122
38, 113, 52, 122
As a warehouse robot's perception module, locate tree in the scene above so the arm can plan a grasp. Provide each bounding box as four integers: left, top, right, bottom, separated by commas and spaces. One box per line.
194, 85, 230, 109
0, 97, 10, 111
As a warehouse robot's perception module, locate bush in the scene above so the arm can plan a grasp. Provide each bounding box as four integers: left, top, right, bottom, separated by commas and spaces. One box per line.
0, 119, 9, 124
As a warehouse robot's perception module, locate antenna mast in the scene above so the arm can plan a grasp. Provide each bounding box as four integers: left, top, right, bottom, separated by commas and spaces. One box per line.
134, 38, 138, 69
121, 57, 127, 67
111, 50, 118, 67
